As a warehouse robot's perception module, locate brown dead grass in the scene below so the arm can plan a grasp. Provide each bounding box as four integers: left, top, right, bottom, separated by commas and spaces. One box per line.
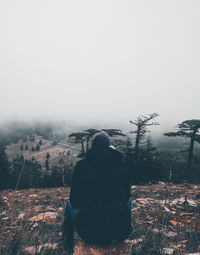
0, 183, 200, 255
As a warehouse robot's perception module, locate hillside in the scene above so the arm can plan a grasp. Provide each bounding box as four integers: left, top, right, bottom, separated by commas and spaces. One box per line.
5, 137, 80, 170
0, 183, 200, 255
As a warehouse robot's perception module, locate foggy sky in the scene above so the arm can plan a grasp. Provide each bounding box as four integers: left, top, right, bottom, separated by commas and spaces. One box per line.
0, 0, 200, 129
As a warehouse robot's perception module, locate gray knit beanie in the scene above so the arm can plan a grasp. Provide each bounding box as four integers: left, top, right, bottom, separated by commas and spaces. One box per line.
91, 132, 111, 149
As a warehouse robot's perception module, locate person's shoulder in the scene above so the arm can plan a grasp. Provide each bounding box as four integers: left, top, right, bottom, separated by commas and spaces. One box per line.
107, 146, 122, 156
74, 158, 87, 169
85, 146, 122, 164
106, 146, 122, 162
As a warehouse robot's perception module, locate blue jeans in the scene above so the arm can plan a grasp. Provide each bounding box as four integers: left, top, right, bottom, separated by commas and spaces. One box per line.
67, 201, 80, 221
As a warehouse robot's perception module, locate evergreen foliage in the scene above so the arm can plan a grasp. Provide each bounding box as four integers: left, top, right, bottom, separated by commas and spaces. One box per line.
69, 129, 125, 157
0, 145, 10, 189
164, 119, 200, 181
11, 158, 42, 189
0, 116, 200, 190
69, 132, 87, 157
46, 152, 50, 159
45, 159, 49, 171
35, 144, 40, 151
130, 113, 159, 161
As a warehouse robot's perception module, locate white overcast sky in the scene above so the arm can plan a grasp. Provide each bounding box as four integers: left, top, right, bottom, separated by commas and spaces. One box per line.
0, 0, 200, 129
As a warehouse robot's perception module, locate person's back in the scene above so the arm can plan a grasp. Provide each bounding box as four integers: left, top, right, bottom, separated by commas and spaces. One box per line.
63, 132, 131, 252
71, 145, 131, 245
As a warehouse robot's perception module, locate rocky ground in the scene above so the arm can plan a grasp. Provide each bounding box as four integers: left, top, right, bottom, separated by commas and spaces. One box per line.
0, 183, 200, 255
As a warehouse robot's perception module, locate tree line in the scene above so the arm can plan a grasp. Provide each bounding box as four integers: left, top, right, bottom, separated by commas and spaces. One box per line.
68, 114, 200, 184
0, 149, 73, 190
0, 114, 200, 190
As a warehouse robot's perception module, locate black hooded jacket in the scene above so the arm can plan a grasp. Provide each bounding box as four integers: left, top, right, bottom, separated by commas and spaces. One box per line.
70, 146, 131, 245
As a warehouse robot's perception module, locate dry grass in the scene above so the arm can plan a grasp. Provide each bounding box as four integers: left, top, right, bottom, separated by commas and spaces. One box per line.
130, 183, 200, 255
0, 187, 69, 254
0, 183, 200, 255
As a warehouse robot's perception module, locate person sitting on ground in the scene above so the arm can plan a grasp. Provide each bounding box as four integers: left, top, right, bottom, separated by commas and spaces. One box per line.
62, 131, 132, 254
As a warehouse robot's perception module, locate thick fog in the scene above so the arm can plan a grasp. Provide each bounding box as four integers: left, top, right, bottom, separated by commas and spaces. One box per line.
0, 0, 200, 130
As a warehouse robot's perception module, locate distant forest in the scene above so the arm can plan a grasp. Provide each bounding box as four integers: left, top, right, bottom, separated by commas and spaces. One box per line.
0, 113, 200, 190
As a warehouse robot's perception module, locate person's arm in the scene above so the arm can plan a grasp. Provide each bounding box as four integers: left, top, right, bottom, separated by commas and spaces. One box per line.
70, 162, 83, 208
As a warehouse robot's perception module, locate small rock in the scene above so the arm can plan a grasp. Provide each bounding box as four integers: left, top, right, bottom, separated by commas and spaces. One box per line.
29, 194, 38, 198
152, 228, 159, 234
45, 207, 56, 212
136, 198, 154, 205
162, 248, 174, 255
0, 211, 7, 216
2, 217, 9, 220
162, 205, 171, 213
24, 243, 58, 254
33, 205, 43, 212
31, 222, 38, 230
58, 231, 62, 236
29, 212, 58, 224
165, 231, 177, 238
18, 212, 25, 220
132, 238, 143, 245
171, 197, 197, 207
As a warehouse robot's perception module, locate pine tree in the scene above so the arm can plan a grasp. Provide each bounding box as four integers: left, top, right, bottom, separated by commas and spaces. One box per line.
46, 152, 50, 159
164, 119, 200, 179
130, 113, 159, 161
45, 159, 49, 171
0, 145, 10, 189
69, 132, 87, 157
12, 157, 42, 189
35, 144, 40, 151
